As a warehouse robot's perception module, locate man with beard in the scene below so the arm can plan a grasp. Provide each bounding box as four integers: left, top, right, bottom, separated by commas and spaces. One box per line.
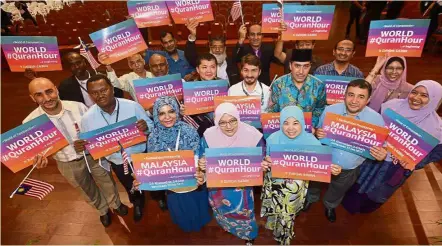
145, 31, 196, 80
25, 77, 128, 227
24, 52, 124, 107
228, 54, 270, 112
314, 79, 387, 222
267, 49, 326, 131
74, 74, 154, 222
314, 40, 364, 78
184, 19, 240, 85
235, 24, 281, 86
98, 53, 152, 102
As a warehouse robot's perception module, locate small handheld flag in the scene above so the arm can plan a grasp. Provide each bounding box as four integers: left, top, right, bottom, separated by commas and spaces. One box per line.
15, 178, 54, 200
79, 37, 100, 71
121, 148, 130, 175
230, 0, 244, 24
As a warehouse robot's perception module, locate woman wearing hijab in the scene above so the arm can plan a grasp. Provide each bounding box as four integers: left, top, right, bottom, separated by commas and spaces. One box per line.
198, 102, 263, 245
261, 106, 342, 245
365, 56, 413, 112
342, 80, 442, 214
137, 96, 211, 232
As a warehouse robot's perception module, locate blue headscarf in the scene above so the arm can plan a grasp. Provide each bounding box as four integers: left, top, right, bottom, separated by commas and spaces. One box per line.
266, 106, 321, 153
148, 96, 200, 153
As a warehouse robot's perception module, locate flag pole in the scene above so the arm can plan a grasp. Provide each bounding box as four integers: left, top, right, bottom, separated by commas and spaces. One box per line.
10, 147, 51, 198
74, 121, 91, 173
239, 0, 244, 25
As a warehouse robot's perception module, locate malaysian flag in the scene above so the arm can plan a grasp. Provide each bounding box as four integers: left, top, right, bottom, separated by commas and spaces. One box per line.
79, 37, 100, 70
183, 115, 200, 129
15, 178, 54, 200
169, 89, 200, 130
121, 148, 130, 175
230, 0, 242, 22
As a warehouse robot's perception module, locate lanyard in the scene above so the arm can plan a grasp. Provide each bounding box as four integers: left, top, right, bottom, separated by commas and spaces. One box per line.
75, 71, 91, 93
242, 81, 264, 106
100, 99, 120, 126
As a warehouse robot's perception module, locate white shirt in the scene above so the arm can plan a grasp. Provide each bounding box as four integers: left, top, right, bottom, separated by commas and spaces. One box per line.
106, 70, 154, 102
217, 60, 229, 84
76, 73, 94, 107
228, 80, 270, 112
23, 101, 89, 162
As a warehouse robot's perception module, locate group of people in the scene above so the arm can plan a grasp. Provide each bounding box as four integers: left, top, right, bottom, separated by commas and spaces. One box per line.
21, 20, 442, 245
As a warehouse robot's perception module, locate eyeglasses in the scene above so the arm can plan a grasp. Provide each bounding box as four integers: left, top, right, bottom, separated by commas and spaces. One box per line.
89, 88, 109, 97
218, 119, 238, 127
385, 66, 404, 72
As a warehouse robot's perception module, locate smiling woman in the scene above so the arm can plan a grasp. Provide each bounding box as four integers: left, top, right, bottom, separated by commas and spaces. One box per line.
342, 80, 442, 214
365, 56, 413, 112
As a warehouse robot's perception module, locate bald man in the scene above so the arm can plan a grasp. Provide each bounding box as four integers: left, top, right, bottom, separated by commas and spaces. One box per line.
98, 52, 153, 102
24, 77, 128, 227
149, 53, 169, 77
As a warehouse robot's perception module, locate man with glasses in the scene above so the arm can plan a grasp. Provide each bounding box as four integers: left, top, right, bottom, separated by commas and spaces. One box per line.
145, 31, 196, 81
267, 49, 326, 132
235, 24, 281, 86
184, 19, 240, 85
74, 74, 154, 222
314, 39, 364, 78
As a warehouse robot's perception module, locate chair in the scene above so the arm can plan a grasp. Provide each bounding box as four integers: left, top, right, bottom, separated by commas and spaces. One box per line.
210, 22, 224, 39
215, 14, 227, 26
196, 22, 210, 40
177, 24, 190, 41
226, 22, 239, 40
243, 14, 255, 24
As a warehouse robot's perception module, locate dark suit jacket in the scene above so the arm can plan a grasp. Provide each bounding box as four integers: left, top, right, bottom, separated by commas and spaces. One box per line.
184, 40, 240, 85
234, 43, 280, 86
58, 70, 123, 103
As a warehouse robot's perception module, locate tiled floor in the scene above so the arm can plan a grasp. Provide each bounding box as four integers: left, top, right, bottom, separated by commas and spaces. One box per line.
2, 2, 442, 245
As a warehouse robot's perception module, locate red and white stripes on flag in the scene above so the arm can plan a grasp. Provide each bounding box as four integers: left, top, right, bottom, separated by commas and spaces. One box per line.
121, 148, 130, 175
183, 115, 200, 129
79, 38, 101, 70
17, 178, 54, 200
230, 0, 242, 22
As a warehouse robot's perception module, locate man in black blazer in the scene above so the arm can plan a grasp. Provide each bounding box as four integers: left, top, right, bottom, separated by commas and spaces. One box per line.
234, 24, 281, 86
184, 20, 240, 85
24, 52, 123, 107
58, 52, 123, 107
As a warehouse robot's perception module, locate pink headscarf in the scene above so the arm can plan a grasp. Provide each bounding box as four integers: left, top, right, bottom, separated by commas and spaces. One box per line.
381, 80, 442, 143
204, 102, 263, 148
369, 56, 411, 112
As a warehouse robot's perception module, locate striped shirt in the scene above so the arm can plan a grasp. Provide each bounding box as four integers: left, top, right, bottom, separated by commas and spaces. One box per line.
23, 101, 88, 162
314, 62, 364, 78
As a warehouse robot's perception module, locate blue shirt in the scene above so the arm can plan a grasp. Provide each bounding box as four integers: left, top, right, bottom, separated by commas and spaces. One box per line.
268, 74, 326, 128
80, 98, 154, 164
145, 49, 195, 78
318, 103, 385, 170
314, 62, 364, 78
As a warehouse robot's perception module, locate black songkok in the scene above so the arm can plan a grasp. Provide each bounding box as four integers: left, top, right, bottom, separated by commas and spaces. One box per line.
291, 49, 312, 62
